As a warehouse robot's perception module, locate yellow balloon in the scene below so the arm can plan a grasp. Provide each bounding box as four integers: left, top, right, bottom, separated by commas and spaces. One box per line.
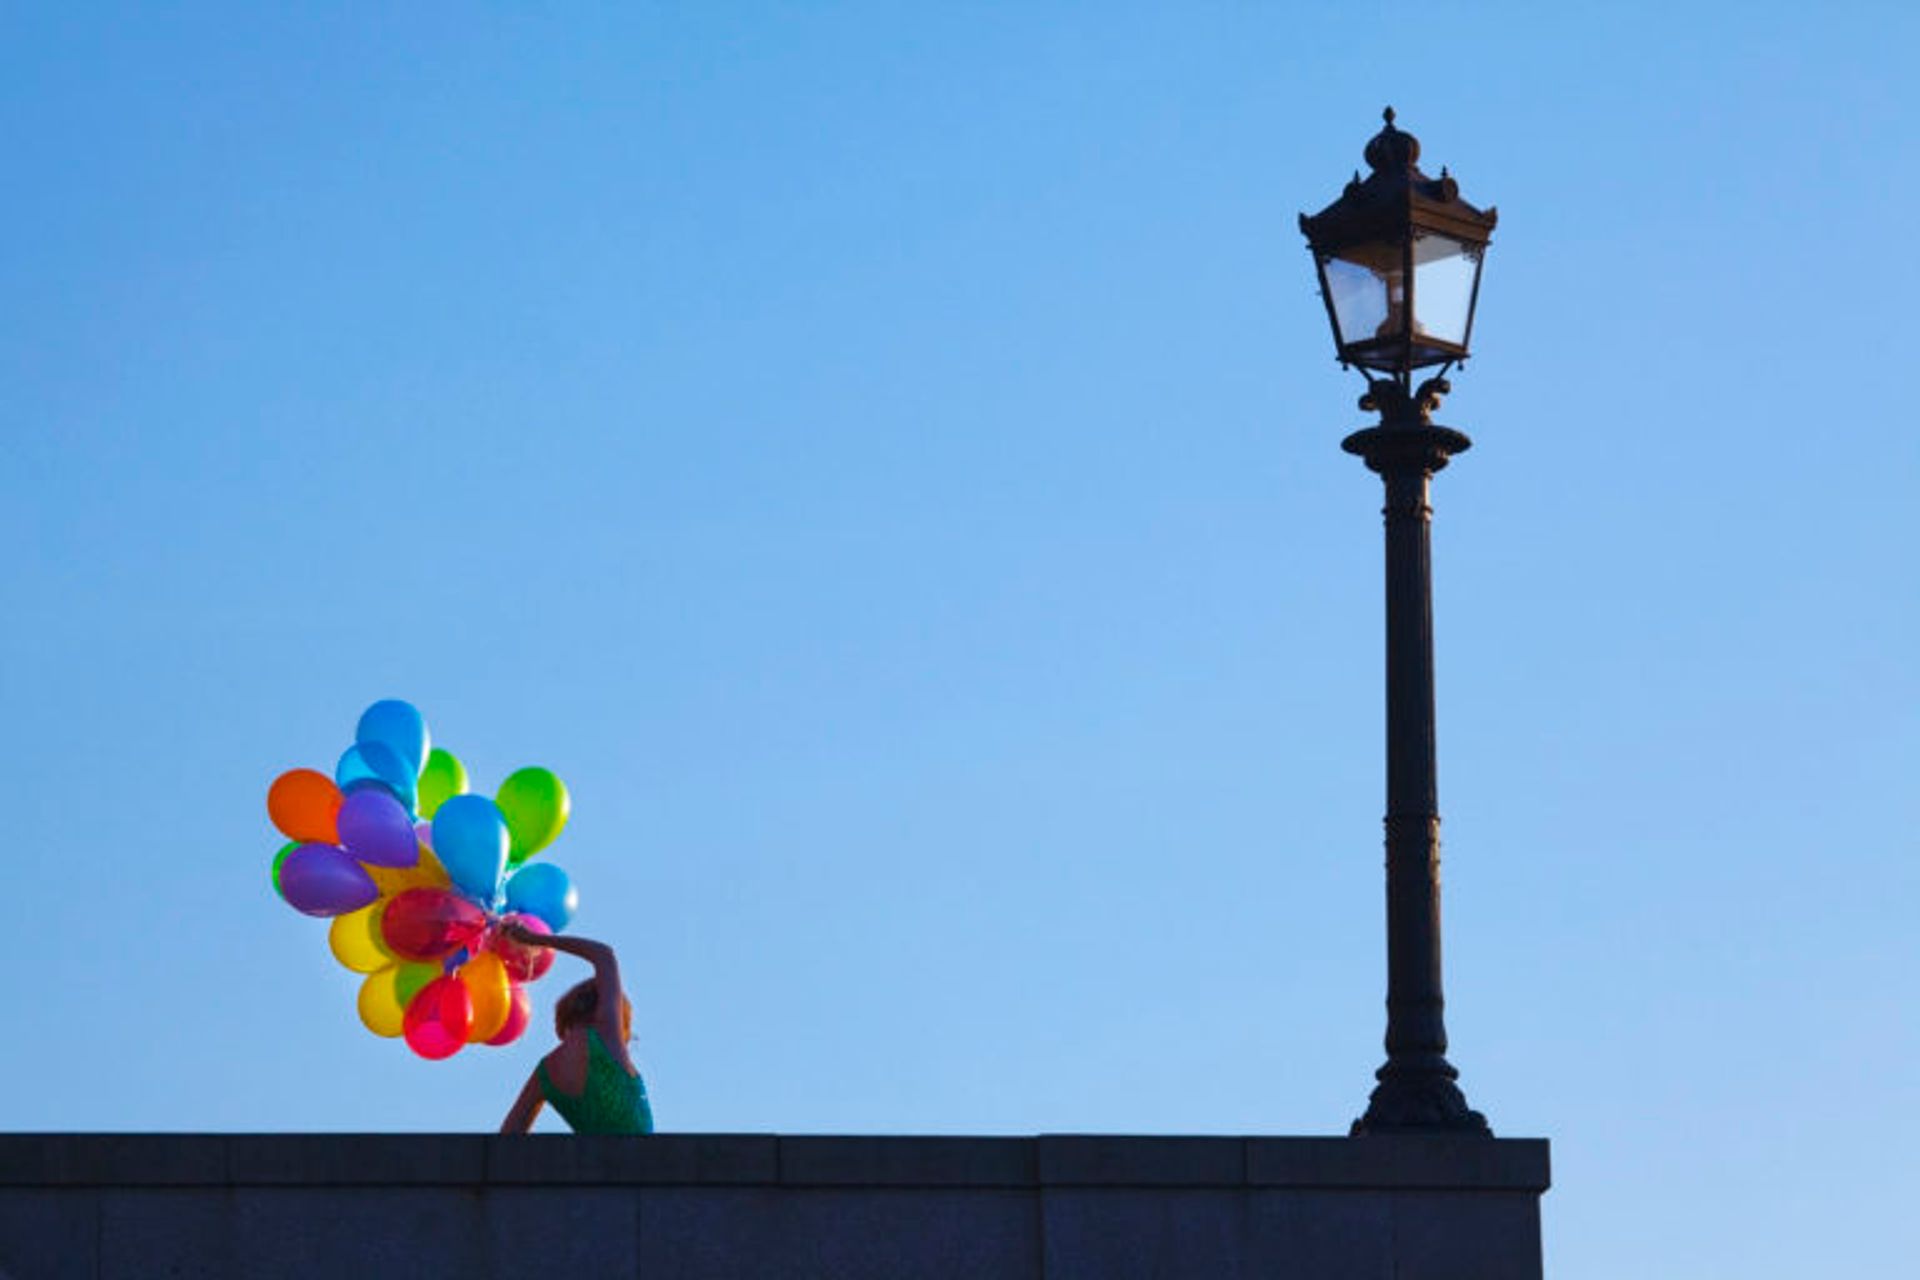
329, 902, 395, 974
357, 962, 438, 1038
364, 866, 408, 897
460, 952, 513, 1043
364, 847, 451, 898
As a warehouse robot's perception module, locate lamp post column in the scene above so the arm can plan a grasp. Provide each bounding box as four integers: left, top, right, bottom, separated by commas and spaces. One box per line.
1343, 379, 1489, 1136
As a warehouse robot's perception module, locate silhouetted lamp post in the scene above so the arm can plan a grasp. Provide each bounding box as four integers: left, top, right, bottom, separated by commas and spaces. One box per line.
1299, 108, 1497, 1135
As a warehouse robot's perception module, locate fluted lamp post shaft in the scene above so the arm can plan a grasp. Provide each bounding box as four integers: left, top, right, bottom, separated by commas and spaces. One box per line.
1343, 397, 1484, 1134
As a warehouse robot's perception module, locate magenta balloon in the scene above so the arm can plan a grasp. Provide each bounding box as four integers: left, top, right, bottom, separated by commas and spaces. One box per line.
278, 844, 379, 917
337, 789, 419, 868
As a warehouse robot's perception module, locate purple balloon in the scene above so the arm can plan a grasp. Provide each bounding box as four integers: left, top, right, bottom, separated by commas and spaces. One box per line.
337, 788, 419, 868
279, 844, 378, 917
414, 820, 434, 852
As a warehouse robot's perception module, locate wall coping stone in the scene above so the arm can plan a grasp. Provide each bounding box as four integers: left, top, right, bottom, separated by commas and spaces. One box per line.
0, 1134, 1548, 1192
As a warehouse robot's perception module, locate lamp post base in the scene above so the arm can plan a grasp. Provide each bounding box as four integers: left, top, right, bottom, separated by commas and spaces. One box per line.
1352, 1063, 1491, 1136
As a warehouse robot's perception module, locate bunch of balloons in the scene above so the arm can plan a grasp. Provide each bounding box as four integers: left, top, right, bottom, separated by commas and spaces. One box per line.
267, 700, 579, 1061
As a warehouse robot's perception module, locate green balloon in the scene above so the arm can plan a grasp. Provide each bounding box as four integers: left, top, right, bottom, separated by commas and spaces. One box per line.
497, 767, 571, 862
270, 841, 298, 899
394, 962, 439, 1011
417, 748, 469, 820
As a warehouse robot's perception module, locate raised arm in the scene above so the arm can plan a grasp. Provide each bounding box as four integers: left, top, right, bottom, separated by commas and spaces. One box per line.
515, 928, 615, 968
502, 925, 628, 1060
499, 1070, 545, 1134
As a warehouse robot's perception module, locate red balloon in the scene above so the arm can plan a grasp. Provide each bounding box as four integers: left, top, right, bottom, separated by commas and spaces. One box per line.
485, 984, 534, 1047
381, 888, 486, 963
487, 913, 556, 982
403, 975, 473, 1060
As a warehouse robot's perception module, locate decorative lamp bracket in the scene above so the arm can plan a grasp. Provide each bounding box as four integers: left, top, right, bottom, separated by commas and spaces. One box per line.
1359, 374, 1452, 426
1340, 374, 1472, 475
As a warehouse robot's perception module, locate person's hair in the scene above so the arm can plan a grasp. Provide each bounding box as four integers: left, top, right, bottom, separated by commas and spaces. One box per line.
554, 978, 632, 1043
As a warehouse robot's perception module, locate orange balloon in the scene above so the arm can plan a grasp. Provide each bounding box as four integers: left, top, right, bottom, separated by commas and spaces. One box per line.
460, 952, 513, 1043
267, 769, 343, 844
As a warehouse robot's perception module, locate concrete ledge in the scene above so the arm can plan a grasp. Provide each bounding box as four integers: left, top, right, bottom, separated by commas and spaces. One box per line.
0, 1133, 1550, 1280
1245, 1134, 1551, 1189
779, 1135, 1036, 1187
1038, 1135, 1246, 1186
0, 1133, 1548, 1191
486, 1134, 779, 1186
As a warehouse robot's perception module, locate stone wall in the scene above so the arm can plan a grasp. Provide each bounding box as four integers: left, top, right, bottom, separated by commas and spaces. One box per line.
0, 1133, 1548, 1279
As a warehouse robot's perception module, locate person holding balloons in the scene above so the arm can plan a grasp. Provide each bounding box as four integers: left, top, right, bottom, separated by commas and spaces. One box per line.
498, 923, 655, 1135
269, 700, 623, 1083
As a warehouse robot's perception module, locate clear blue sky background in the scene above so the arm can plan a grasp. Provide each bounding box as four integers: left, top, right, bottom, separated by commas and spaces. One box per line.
3, 4, 1915, 1276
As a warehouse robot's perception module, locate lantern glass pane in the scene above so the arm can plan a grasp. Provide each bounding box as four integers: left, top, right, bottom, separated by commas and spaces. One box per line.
1411, 233, 1480, 348
1322, 242, 1406, 349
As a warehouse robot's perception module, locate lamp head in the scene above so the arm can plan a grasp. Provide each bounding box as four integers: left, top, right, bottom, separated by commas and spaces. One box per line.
1299, 109, 1497, 383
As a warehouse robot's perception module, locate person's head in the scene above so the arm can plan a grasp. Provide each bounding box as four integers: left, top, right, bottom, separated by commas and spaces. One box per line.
554, 978, 632, 1043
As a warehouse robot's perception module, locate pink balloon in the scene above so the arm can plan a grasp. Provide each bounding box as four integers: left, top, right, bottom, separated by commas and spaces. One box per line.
403, 975, 472, 1060
487, 913, 556, 982
485, 984, 533, 1046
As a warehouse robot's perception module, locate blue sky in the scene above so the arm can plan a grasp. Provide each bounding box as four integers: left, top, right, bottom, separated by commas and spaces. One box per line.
2, 4, 1915, 1276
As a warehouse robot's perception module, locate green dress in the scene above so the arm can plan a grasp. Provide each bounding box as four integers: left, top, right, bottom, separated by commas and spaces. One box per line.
536, 1029, 655, 1134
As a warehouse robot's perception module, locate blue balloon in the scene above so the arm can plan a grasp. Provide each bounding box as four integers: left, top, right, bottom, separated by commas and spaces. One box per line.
336, 742, 417, 815
356, 699, 430, 778
505, 862, 577, 933
432, 794, 510, 905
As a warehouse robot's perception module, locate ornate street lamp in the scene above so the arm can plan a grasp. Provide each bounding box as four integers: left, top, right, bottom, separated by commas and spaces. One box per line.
1300, 109, 1496, 1135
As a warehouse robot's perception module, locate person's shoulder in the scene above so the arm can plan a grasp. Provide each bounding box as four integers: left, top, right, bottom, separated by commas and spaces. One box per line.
543, 1037, 589, 1090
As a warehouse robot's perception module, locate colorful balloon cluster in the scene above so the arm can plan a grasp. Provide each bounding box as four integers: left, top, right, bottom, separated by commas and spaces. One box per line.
267, 700, 578, 1060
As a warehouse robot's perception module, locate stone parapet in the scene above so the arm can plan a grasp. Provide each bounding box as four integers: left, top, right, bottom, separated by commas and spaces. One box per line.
0, 1133, 1548, 1278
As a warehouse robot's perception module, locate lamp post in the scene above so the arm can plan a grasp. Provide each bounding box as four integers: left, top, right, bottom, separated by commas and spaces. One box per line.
1300, 109, 1496, 1135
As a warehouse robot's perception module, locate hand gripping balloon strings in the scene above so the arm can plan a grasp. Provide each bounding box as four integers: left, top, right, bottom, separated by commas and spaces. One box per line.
268, 700, 576, 1060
